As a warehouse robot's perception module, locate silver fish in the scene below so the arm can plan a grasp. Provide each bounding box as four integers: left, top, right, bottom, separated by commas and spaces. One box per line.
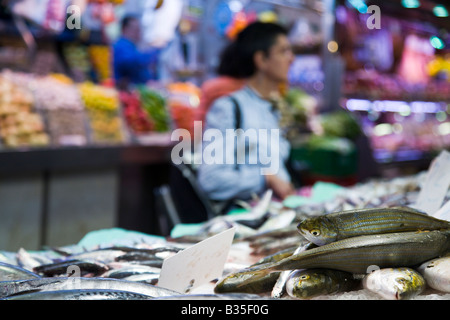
0, 262, 40, 281
0, 277, 180, 298
363, 268, 426, 300
271, 242, 313, 298
2, 289, 154, 300
417, 256, 450, 293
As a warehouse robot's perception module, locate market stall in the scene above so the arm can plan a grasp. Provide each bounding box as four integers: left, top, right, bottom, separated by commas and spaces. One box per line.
0, 0, 449, 303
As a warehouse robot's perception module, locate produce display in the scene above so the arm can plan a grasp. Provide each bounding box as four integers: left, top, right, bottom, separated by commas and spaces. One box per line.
137, 85, 170, 133
88, 45, 112, 83
166, 82, 201, 138
0, 73, 49, 148
62, 44, 91, 81
79, 82, 126, 144
120, 90, 154, 134
33, 75, 88, 146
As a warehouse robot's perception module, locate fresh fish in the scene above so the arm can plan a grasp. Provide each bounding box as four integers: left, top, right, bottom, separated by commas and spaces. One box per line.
271, 242, 314, 298
286, 269, 360, 299
99, 265, 161, 279
297, 207, 450, 246
217, 230, 450, 289
33, 259, 109, 277
0, 277, 180, 298
0, 262, 40, 281
121, 273, 160, 284
363, 268, 426, 300
2, 289, 154, 300
16, 248, 53, 271
64, 249, 128, 264
417, 256, 450, 293
214, 270, 281, 294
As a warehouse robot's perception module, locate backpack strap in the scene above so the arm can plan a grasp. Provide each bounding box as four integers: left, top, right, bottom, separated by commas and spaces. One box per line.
229, 96, 241, 171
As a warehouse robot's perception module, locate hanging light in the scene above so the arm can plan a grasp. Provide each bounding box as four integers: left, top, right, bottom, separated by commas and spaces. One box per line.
433, 5, 449, 17
401, 0, 420, 8
430, 36, 445, 49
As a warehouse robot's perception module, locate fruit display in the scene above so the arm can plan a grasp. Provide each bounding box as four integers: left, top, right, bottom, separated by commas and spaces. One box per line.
0, 73, 49, 148
137, 85, 170, 133
63, 44, 91, 81
120, 90, 154, 134
166, 82, 201, 137
88, 45, 112, 82
33, 75, 88, 146
79, 82, 126, 144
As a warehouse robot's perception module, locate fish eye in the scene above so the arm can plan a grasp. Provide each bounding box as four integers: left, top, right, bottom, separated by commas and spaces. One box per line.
299, 275, 309, 280
310, 229, 320, 237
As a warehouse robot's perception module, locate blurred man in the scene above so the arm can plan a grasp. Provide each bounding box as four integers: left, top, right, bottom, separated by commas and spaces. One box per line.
113, 15, 160, 89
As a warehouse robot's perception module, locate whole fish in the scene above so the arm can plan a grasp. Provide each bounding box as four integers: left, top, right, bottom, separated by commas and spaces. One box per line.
216, 230, 450, 289
297, 207, 450, 246
363, 268, 426, 300
214, 270, 281, 294
285, 269, 360, 299
417, 256, 450, 293
0, 262, 40, 281
99, 265, 161, 279
2, 289, 154, 300
33, 259, 109, 277
0, 277, 180, 298
271, 242, 314, 298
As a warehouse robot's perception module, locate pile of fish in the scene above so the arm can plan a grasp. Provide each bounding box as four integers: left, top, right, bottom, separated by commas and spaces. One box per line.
214, 206, 450, 300
1, 171, 450, 300
0, 243, 263, 300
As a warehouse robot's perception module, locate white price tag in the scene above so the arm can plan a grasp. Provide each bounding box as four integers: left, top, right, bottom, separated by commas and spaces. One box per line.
415, 150, 450, 215
158, 227, 235, 294
434, 199, 450, 222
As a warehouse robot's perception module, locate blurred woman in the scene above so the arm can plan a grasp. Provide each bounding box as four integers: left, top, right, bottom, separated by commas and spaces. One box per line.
198, 22, 295, 204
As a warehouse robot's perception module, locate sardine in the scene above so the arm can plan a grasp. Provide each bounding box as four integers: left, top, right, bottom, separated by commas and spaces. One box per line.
417, 256, 450, 293
271, 242, 314, 298
297, 207, 450, 246
214, 269, 281, 294
0, 262, 40, 281
286, 269, 360, 299
0, 277, 180, 298
363, 268, 426, 300
33, 259, 109, 277
217, 230, 450, 289
1, 289, 154, 300
99, 265, 161, 279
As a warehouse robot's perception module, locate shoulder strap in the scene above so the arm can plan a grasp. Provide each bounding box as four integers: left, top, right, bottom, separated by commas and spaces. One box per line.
229, 96, 241, 171
229, 96, 241, 130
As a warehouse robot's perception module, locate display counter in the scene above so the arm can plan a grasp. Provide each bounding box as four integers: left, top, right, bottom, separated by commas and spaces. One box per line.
0, 140, 175, 251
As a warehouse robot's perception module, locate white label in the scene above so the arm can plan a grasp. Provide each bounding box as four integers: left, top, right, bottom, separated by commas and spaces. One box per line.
415, 150, 450, 215
157, 227, 235, 293
433, 199, 450, 222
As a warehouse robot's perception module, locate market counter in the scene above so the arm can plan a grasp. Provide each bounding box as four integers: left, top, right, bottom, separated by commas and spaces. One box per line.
0, 141, 175, 251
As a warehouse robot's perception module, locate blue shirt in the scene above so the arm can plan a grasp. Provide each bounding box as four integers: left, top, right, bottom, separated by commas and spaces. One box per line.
113, 37, 160, 84
197, 86, 291, 201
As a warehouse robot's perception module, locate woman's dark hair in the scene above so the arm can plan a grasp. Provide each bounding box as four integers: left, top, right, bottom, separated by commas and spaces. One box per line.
216, 41, 243, 78
221, 22, 289, 78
